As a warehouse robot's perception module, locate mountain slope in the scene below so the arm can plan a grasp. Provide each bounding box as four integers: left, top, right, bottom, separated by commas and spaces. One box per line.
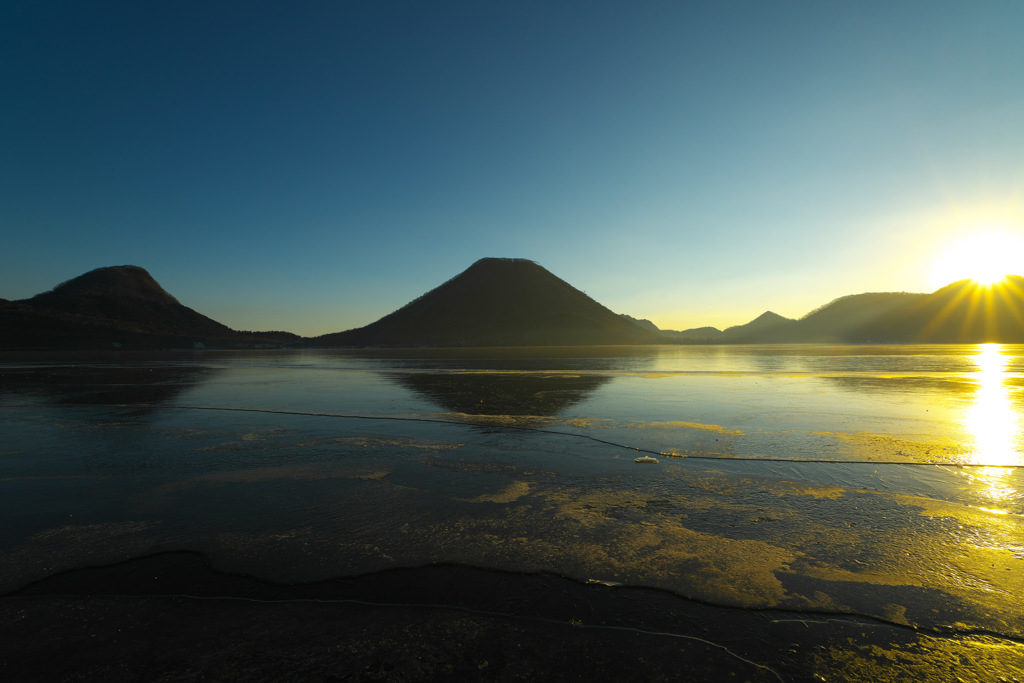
26, 265, 232, 338
316, 258, 662, 347
858, 277, 1024, 343
712, 281, 1024, 343
660, 326, 724, 342
1, 265, 297, 349
721, 311, 797, 342
792, 291, 927, 342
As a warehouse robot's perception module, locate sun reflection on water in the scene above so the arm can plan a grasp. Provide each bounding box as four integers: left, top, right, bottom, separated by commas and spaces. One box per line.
965, 344, 1022, 507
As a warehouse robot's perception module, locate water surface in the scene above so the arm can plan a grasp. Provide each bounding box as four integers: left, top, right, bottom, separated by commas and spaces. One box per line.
2, 344, 1023, 679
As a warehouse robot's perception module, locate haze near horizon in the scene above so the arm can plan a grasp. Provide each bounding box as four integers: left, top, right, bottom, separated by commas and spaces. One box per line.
3, 1, 1023, 336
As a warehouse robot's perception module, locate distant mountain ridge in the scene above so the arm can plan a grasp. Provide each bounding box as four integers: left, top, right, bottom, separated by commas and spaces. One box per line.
5, 261, 1024, 349
657, 278, 1024, 344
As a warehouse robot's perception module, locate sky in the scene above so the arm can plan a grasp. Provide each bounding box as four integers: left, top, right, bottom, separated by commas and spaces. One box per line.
3, 1, 1024, 336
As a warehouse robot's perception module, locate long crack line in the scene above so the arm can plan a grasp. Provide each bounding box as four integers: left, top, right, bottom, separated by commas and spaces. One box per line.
18, 401, 1021, 469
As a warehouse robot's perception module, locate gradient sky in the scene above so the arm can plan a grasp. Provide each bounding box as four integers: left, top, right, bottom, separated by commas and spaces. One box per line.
3, 1, 1024, 336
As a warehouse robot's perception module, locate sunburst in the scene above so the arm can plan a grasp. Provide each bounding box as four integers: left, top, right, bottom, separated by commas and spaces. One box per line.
930, 231, 1024, 288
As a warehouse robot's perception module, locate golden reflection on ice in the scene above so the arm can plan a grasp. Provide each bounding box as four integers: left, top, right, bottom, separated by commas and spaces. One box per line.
965, 344, 1022, 505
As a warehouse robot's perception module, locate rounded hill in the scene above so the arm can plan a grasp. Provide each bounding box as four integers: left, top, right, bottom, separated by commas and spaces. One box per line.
27, 265, 231, 337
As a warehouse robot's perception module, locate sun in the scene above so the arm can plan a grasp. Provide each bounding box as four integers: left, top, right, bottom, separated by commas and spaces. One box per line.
930, 231, 1024, 289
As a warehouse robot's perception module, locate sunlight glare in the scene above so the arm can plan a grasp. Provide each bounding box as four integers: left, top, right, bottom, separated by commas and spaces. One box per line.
964, 344, 1022, 505
930, 230, 1024, 289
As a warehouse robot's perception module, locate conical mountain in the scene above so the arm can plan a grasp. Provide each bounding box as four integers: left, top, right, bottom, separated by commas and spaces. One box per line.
317, 257, 662, 346
721, 311, 797, 342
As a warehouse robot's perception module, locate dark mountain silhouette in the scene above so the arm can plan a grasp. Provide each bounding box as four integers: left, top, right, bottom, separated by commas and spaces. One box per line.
0, 265, 298, 350
659, 312, 797, 343
316, 258, 663, 347
8, 261, 1024, 350
857, 277, 1024, 343
652, 278, 1024, 344
680, 280, 1024, 344
790, 292, 927, 343
660, 326, 724, 342
620, 314, 660, 333
27, 265, 233, 338
721, 311, 797, 343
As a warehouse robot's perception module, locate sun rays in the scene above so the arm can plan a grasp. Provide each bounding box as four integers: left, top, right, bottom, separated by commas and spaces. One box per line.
930, 230, 1024, 289
915, 276, 1024, 343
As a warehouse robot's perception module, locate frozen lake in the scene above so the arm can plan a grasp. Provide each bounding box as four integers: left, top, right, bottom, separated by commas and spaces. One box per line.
2, 344, 1023, 679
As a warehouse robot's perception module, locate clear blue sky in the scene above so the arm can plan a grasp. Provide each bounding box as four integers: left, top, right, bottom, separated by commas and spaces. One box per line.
3, 1, 1023, 335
